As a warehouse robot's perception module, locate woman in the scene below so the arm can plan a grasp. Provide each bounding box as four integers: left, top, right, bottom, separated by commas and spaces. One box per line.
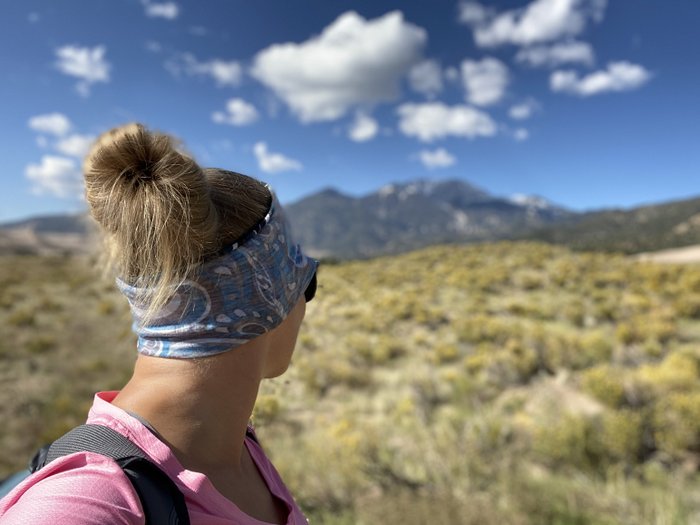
0, 123, 317, 524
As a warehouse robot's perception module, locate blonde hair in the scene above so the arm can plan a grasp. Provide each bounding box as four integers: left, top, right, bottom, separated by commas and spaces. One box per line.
83, 123, 270, 320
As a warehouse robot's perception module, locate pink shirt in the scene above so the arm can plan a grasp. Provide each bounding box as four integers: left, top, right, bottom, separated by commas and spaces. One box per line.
0, 392, 308, 525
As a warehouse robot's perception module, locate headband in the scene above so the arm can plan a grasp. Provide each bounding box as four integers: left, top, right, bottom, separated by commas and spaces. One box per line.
116, 189, 318, 359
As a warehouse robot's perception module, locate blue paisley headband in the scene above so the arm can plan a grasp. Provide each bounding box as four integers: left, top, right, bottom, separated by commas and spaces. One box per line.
116, 188, 318, 359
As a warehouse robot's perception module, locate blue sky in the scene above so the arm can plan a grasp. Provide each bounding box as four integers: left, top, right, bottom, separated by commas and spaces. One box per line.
1, 0, 698, 223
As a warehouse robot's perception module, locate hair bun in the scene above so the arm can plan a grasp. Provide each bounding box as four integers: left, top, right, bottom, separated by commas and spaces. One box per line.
83, 123, 219, 302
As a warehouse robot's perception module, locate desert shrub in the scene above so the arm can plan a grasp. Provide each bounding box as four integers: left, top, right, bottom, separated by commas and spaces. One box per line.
97, 299, 116, 315
615, 322, 641, 345
594, 409, 644, 463
533, 329, 592, 372
513, 269, 545, 291
562, 299, 586, 327
37, 296, 63, 312
652, 391, 700, 458
635, 351, 699, 396
621, 293, 652, 316
253, 394, 282, 425
577, 330, 614, 365
674, 293, 700, 319
432, 342, 459, 364
457, 315, 522, 346
297, 354, 372, 396
581, 365, 626, 408
532, 413, 598, 470
503, 338, 539, 381
26, 336, 56, 355
7, 308, 36, 327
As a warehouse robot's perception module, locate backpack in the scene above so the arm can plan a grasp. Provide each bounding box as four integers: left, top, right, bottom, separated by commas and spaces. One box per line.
1, 423, 190, 525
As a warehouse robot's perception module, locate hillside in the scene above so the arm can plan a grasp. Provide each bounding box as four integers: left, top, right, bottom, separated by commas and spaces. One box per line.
4, 180, 700, 260
1, 243, 699, 524
522, 196, 700, 253
285, 179, 573, 259
0, 214, 97, 256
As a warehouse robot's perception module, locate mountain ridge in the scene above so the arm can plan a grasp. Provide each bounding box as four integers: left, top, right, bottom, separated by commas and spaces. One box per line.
2, 179, 700, 259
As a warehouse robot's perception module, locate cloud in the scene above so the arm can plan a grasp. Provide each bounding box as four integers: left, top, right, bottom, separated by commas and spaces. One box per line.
54, 134, 95, 157
189, 26, 208, 36
550, 61, 651, 96
251, 11, 427, 122
509, 99, 539, 120
168, 53, 243, 87
143, 1, 179, 19
145, 41, 162, 53
418, 148, 456, 169
348, 112, 379, 142
458, 2, 494, 25
408, 60, 444, 98
516, 40, 595, 67
55, 45, 110, 96
397, 102, 497, 142
28, 113, 72, 136
253, 142, 302, 173
25, 155, 82, 197
514, 128, 530, 141
212, 98, 260, 126
461, 57, 509, 106
445, 67, 460, 83
463, 0, 607, 48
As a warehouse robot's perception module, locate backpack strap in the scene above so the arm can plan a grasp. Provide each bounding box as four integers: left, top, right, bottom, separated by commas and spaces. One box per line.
30, 424, 190, 525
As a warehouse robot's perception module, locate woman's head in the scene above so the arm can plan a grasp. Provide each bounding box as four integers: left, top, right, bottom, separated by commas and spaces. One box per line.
83, 123, 317, 359
84, 123, 270, 317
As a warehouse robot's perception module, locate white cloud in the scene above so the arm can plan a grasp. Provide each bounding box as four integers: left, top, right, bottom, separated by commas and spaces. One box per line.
28, 113, 72, 136
458, 2, 493, 25
55, 45, 110, 96
461, 57, 509, 106
463, 0, 607, 48
418, 148, 456, 169
189, 26, 208, 36
251, 11, 427, 122
397, 102, 497, 142
514, 128, 530, 141
445, 67, 460, 83
28, 12, 40, 23
253, 142, 302, 173
212, 98, 259, 126
145, 41, 162, 53
348, 112, 379, 142
408, 60, 444, 98
550, 61, 651, 96
509, 99, 539, 120
169, 53, 243, 87
516, 40, 595, 67
25, 156, 82, 197
143, 1, 179, 19
54, 134, 95, 157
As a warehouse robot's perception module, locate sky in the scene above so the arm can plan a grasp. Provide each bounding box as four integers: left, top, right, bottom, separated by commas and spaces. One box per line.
1, 0, 698, 223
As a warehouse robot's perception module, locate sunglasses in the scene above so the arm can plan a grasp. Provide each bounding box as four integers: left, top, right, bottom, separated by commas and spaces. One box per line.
304, 271, 317, 303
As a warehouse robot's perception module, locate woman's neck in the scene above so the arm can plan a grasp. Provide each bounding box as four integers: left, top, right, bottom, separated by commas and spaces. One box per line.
112, 338, 269, 474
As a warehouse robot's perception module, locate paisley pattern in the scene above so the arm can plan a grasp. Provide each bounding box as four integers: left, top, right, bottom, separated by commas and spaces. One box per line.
116, 190, 318, 359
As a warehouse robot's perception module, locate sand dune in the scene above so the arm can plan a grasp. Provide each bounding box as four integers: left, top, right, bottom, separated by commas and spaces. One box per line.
635, 244, 700, 264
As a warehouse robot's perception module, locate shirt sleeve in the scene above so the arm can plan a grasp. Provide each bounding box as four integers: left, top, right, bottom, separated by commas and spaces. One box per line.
0, 453, 145, 525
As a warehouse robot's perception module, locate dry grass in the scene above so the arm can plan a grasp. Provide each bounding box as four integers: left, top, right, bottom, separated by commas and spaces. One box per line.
1, 242, 699, 524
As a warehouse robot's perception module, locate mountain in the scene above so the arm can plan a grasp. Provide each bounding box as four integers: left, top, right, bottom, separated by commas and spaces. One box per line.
285, 179, 573, 259
520, 195, 700, 254
2, 179, 700, 259
0, 214, 97, 255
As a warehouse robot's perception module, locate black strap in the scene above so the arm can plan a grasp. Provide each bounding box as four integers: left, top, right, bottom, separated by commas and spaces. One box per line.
30, 424, 190, 525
